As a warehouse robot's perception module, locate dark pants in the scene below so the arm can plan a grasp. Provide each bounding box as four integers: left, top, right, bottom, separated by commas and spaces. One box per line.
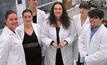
76, 53, 84, 65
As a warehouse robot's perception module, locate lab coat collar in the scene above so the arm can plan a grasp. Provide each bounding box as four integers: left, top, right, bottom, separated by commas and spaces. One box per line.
4, 26, 15, 35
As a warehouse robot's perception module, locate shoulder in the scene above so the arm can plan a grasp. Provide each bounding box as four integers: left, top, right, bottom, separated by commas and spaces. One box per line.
73, 14, 80, 19
16, 24, 24, 36
16, 24, 24, 29
32, 23, 40, 29
0, 29, 11, 43
101, 24, 107, 34
37, 9, 45, 14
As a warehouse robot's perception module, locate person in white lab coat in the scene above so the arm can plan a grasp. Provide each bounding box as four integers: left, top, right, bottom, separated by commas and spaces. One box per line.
28, 0, 46, 60
0, 10, 26, 65
79, 9, 107, 65
72, 1, 91, 65
73, 1, 91, 36
16, 9, 42, 65
41, 2, 78, 65
28, 0, 46, 26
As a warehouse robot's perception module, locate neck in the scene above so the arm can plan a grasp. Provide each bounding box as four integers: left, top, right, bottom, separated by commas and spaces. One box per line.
81, 14, 87, 19
24, 23, 32, 29
29, 7, 37, 16
56, 19, 61, 27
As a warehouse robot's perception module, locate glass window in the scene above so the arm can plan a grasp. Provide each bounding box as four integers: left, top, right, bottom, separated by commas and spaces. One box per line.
0, 0, 16, 29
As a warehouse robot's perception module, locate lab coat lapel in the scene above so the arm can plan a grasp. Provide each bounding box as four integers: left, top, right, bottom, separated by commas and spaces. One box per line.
20, 24, 24, 40
79, 17, 90, 36
49, 25, 57, 42
32, 23, 39, 38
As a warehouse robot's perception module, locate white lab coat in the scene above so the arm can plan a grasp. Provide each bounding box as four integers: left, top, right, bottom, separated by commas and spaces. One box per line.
16, 23, 42, 46
37, 9, 46, 26
0, 26, 26, 65
37, 9, 47, 56
72, 14, 90, 62
41, 20, 78, 65
72, 14, 90, 36
79, 24, 107, 65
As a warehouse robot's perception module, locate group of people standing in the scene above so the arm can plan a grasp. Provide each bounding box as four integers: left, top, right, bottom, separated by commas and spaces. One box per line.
0, 0, 107, 65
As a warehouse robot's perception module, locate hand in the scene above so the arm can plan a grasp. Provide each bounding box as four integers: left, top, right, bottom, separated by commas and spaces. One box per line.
51, 42, 58, 48
59, 41, 67, 48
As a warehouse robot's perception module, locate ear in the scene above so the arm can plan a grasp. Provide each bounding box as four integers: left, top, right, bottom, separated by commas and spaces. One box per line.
5, 20, 7, 25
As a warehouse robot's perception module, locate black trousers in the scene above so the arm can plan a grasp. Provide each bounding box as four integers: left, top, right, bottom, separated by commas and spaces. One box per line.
76, 53, 84, 65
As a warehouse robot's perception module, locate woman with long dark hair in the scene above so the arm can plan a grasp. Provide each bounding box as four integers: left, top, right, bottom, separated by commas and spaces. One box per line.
41, 2, 78, 65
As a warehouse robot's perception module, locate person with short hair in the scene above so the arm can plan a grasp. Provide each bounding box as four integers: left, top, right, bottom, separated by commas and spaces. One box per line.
72, 1, 91, 65
79, 9, 107, 65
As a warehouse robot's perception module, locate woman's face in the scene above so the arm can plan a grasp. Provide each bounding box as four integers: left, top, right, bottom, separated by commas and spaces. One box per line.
80, 8, 89, 15
28, 0, 38, 8
6, 13, 18, 31
54, 4, 63, 19
23, 12, 33, 24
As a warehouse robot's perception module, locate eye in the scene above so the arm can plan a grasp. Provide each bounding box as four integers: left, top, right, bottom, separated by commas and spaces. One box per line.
54, 8, 57, 10
58, 8, 62, 10
15, 18, 18, 20
10, 18, 14, 21
28, 16, 31, 18
23, 16, 27, 18
23, 15, 32, 18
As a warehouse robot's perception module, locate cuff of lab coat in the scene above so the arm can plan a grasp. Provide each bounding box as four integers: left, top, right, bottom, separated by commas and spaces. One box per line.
44, 39, 53, 47
64, 38, 72, 46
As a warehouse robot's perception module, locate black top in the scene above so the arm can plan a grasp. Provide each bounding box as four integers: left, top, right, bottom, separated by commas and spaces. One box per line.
56, 27, 60, 44
23, 31, 38, 44
22, 31, 42, 65
33, 15, 37, 23
55, 27, 64, 65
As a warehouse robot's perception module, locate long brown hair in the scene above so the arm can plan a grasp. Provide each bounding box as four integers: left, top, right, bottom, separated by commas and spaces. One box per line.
48, 2, 71, 29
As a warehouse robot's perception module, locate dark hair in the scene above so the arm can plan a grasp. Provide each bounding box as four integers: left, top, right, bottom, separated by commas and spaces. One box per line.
88, 9, 104, 19
48, 2, 70, 29
5, 10, 16, 20
79, 1, 91, 9
22, 9, 33, 17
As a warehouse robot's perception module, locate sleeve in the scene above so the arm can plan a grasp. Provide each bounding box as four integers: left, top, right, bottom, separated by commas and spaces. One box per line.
36, 24, 43, 47
40, 22, 53, 47
39, 10, 47, 26
0, 36, 11, 65
78, 34, 87, 58
65, 19, 78, 46
64, 19, 78, 61
85, 34, 107, 65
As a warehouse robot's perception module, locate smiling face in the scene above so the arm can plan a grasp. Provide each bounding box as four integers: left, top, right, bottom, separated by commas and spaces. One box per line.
54, 4, 63, 19
6, 13, 18, 31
